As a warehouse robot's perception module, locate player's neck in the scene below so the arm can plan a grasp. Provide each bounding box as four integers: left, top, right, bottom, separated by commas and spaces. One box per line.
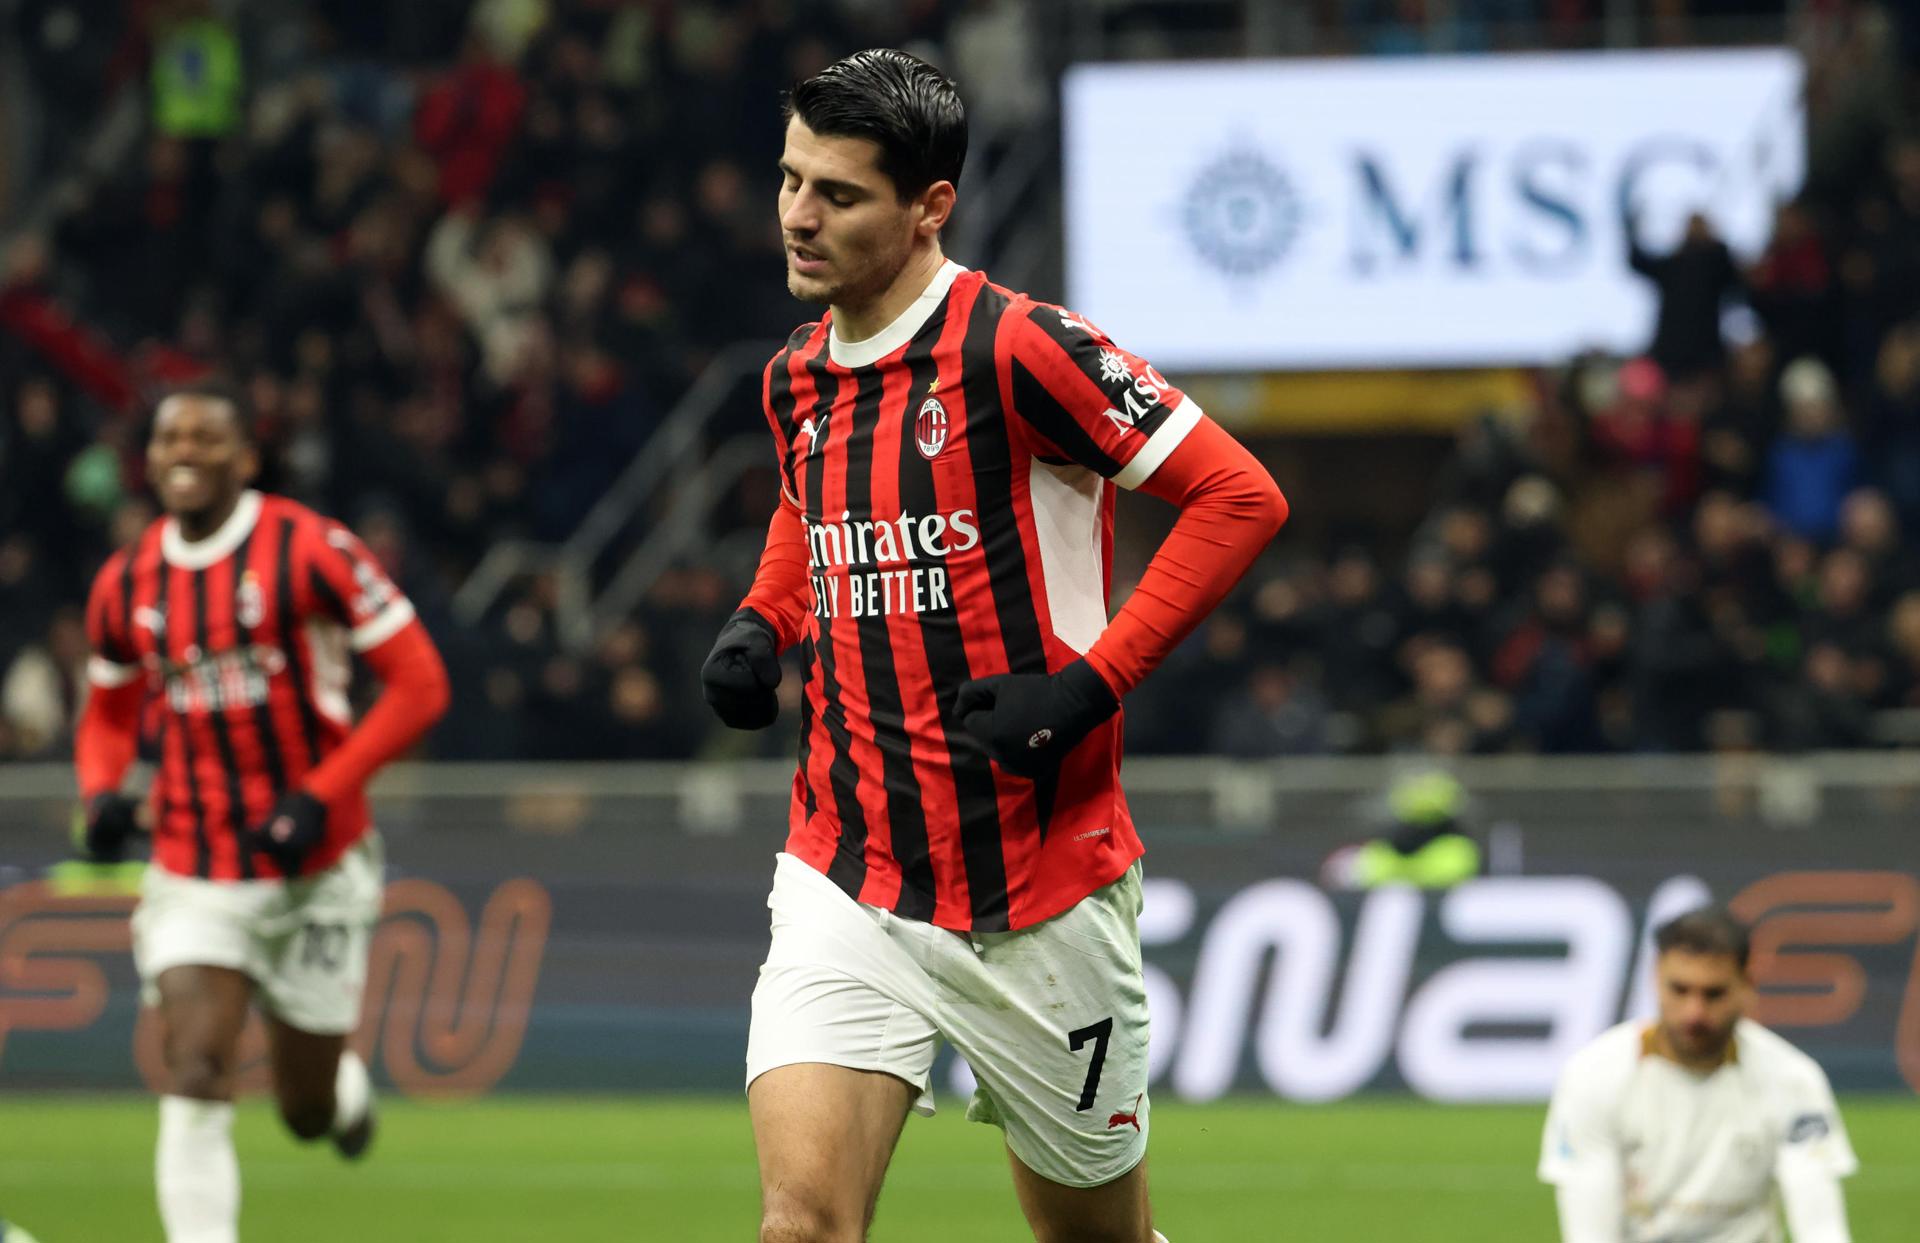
832, 245, 947, 343
174, 492, 245, 544
1648, 1023, 1736, 1072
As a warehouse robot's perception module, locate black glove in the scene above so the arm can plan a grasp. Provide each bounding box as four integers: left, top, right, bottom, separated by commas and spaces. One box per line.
77, 793, 142, 863
701, 608, 782, 730
955, 658, 1120, 778
252, 791, 328, 875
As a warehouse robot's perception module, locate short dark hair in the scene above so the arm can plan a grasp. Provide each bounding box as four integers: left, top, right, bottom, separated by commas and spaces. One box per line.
1655, 907, 1751, 972
150, 379, 254, 443
786, 48, 967, 202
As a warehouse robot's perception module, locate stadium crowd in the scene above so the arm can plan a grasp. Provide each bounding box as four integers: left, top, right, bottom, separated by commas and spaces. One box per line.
4, 0, 1920, 763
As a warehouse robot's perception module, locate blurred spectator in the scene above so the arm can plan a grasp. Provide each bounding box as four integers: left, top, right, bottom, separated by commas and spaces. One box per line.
949, 0, 1047, 138
426, 209, 554, 384
1491, 562, 1606, 752
1699, 331, 1778, 497
1862, 321, 1920, 529
1314, 549, 1401, 716
1392, 547, 1477, 658
1626, 211, 1743, 380
1884, 592, 1920, 709
1764, 357, 1858, 541
1749, 201, 1839, 372
1130, 611, 1256, 755
1374, 639, 1514, 755
1627, 542, 1742, 751
10, 1, 129, 184
1837, 488, 1918, 605
414, 33, 527, 206
1589, 356, 1701, 519
1805, 547, 1881, 660
1489, 476, 1567, 595
1767, 640, 1873, 750
1207, 663, 1331, 758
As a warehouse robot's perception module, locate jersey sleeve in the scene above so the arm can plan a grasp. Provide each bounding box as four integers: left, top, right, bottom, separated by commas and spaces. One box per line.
763, 327, 821, 508
1539, 1051, 1623, 1187
1774, 1058, 1859, 1180
84, 551, 141, 688
304, 518, 417, 653
1005, 302, 1204, 491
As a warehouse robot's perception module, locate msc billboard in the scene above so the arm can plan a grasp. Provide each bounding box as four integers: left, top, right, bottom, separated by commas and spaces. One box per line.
1062, 50, 1804, 369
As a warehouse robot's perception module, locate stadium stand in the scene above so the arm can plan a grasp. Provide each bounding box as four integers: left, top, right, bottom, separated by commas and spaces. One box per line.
4, 0, 1920, 764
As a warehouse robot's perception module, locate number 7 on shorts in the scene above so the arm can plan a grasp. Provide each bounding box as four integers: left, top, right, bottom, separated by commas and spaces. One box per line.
1067, 1016, 1113, 1111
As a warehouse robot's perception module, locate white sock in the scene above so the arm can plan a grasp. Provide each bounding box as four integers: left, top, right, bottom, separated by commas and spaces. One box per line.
156, 1095, 239, 1243
331, 1049, 372, 1134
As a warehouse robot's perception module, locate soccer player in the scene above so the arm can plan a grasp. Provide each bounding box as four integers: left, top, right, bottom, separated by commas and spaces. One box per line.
74, 383, 450, 1243
1540, 908, 1857, 1243
700, 50, 1288, 1243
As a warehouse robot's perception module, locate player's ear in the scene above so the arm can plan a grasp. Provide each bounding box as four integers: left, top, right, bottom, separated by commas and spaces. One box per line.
917, 180, 956, 236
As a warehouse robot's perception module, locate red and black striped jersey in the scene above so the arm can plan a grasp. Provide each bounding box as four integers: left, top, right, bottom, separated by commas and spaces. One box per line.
761, 263, 1204, 932
83, 491, 417, 881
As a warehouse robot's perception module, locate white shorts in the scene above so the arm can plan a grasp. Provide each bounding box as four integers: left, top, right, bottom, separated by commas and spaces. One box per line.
131, 833, 384, 1036
746, 852, 1150, 1189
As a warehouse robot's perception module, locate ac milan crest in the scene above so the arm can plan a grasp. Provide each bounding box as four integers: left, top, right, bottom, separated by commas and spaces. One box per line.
915, 396, 951, 460
238, 571, 266, 629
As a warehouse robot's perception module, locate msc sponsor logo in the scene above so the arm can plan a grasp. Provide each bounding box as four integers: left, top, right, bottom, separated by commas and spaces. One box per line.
1182, 145, 1305, 279
1100, 357, 1175, 435
1179, 136, 1770, 284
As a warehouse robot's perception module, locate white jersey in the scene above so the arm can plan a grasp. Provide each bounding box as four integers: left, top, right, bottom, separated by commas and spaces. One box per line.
1539, 1018, 1856, 1243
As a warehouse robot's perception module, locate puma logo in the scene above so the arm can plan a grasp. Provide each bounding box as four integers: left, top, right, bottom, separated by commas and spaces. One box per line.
799, 412, 826, 453
1107, 1093, 1142, 1132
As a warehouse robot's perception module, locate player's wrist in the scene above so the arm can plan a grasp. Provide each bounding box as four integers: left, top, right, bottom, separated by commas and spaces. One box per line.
77, 792, 142, 863
1058, 657, 1120, 717
702, 609, 784, 731
731, 606, 780, 649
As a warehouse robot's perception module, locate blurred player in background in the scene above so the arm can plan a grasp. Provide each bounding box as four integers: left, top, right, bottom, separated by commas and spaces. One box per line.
1540, 908, 1857, 1243
1319, 768, 1482, 890
74, 384, 450, 1243
700, 49, 1287, 1243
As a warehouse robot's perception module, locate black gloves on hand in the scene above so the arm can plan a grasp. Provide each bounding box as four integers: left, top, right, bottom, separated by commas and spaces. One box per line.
701, 608, 782, 730
252, 791, 328, 875
955, 658, 1120, 778
78, 793, 143, 863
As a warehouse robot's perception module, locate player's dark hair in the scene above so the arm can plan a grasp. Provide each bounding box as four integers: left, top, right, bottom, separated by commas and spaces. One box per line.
786, 48, 967, 202
149, 379, 255, 444
1655, 907, 1751, 972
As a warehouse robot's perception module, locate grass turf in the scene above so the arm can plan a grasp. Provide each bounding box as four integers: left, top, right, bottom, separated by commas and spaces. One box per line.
0, 1095, 1913, 1241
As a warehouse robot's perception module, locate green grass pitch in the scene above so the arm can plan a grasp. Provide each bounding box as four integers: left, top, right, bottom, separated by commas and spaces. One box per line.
1, 1095, 1913, 1240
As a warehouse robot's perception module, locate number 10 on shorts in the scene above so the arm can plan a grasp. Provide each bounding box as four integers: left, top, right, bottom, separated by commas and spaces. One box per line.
301, 922, 351, 971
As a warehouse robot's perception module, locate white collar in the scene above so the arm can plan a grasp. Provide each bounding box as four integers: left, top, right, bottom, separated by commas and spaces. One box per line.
162, 489, 263, 570
828, 260, 965, 368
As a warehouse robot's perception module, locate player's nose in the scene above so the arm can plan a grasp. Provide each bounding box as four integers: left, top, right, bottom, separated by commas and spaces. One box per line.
781, 198, 818, 234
